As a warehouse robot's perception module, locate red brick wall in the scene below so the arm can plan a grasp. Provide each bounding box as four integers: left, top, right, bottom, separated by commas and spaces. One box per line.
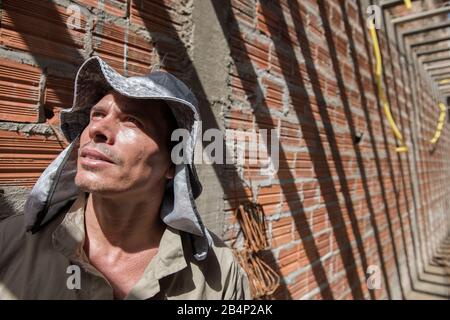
220, 0, 450, 300
1, 0, 449, 300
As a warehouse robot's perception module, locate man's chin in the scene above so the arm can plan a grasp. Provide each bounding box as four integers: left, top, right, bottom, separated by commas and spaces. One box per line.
75, 174, 119, 195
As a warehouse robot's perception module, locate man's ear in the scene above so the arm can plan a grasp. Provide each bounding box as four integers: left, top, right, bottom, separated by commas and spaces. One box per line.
165, 163, 175, 180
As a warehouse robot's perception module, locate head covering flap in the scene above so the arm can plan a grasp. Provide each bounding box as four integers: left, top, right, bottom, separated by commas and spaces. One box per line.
23, 56, 211, 261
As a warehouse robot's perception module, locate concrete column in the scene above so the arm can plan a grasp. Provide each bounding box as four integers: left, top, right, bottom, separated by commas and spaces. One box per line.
189, 0, 230, 236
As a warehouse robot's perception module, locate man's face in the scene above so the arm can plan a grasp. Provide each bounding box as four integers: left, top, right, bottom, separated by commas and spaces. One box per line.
75, 91, 175, 196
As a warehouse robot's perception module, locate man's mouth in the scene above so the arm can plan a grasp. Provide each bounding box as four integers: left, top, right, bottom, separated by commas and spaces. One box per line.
80, 148, 115, 167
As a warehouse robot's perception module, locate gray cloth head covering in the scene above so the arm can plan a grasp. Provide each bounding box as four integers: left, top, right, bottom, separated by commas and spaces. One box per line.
23, 56, 211, 261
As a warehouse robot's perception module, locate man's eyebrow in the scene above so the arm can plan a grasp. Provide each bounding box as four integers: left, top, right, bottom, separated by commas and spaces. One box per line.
90, 104, 108, 112
92, 103, 149, 120
120, 106, 148, 119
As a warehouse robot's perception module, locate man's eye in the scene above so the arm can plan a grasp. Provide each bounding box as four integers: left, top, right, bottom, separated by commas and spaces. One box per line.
91, 111, 104, 120
124, 116, 142, 127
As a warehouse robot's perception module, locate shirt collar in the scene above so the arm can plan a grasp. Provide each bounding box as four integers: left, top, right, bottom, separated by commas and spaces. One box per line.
51, 191, 188, 299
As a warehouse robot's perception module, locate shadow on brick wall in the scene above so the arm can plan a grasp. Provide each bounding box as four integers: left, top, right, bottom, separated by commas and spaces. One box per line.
352, 0, 411, 298
315, 0, 392, 299
211, 0, 344, 299
283, 0, 373, 299
379, 2, 422, 295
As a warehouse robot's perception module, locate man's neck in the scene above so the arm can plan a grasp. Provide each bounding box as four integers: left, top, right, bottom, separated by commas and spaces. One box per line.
83, 191, 166, 254
82, 191, 167, 299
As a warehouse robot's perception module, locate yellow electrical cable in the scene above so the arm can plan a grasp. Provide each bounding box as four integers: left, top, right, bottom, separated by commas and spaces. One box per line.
430, 102, 447, 144
369, 21, 408, 153
400, 1, 446, 148
404, 0, 412, 9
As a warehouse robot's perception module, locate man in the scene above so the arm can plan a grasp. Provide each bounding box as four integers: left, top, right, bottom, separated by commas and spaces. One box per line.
0, 56, 251, 300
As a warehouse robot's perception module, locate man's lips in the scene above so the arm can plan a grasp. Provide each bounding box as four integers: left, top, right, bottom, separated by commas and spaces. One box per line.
80, 148, 115, 164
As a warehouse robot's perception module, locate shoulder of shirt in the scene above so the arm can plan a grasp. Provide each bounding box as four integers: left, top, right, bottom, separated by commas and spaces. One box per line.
0, 213, 26, 260
0, 211, 24, 222
0, 210, 63, 254
0, 212, 25, 237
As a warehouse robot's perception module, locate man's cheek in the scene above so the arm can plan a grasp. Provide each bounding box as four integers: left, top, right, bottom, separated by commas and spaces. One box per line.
116, 128, 139, 145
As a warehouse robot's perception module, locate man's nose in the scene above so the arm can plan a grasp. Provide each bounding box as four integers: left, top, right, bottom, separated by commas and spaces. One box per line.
88, 114, 116, 144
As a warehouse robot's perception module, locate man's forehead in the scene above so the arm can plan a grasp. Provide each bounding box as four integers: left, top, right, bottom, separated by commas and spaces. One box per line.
94, 91, 166, 117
